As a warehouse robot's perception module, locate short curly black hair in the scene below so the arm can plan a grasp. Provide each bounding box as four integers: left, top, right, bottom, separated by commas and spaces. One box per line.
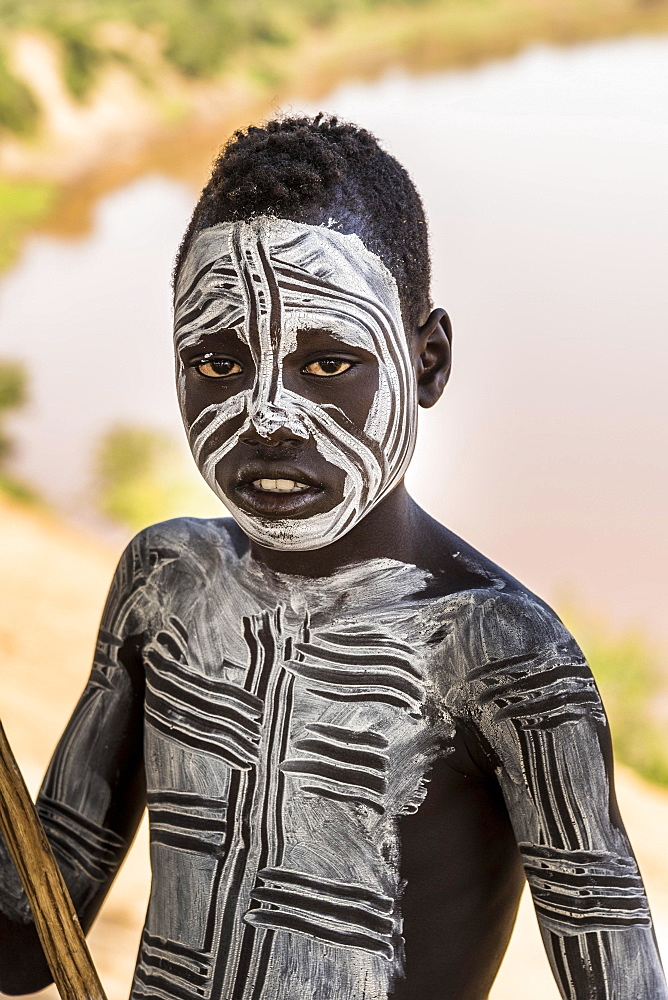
173, 114, 432, 332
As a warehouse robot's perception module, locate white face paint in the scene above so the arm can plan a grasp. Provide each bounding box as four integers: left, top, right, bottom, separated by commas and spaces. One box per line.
173, 218, 417, 551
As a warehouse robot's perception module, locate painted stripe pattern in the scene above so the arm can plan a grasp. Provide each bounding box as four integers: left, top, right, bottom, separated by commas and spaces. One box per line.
289, 630, 423, 718
145, 625, 264, 770
469, 594, 665, 1000
37, 796, 125, 882
134, 589, 436, 1000
147, 791, 228, 856
173, 218, 417, 551
135, 932, 213, 1000
245, 867, 397, 960
520, 844, 651, 934
469, 650, 606, 729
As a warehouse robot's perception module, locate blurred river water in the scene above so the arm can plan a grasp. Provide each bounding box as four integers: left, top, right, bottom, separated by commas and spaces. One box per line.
1, 35, 667, 641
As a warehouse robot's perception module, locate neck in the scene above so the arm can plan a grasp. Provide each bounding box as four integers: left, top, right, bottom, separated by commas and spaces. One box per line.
246, 483, 440, 578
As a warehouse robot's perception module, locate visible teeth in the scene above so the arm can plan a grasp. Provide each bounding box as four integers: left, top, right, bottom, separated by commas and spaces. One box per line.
253, 478, 309, 493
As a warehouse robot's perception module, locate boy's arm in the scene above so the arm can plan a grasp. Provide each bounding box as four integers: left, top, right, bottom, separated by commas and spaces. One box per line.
0, 536, 149, 994
464, 591, 666, 1000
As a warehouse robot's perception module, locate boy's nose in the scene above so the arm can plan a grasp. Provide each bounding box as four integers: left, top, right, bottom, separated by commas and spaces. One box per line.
241, 401, 310, 447
240, 423, 308, 448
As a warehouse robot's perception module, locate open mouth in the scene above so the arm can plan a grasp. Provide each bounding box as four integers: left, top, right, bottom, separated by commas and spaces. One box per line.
232, 466, 332, 519
252, 478, 310, 494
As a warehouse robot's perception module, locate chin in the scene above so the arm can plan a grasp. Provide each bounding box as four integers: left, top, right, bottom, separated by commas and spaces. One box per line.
226, 500, 355, 553
232, 514, 342, 553
204, 475, 358, 553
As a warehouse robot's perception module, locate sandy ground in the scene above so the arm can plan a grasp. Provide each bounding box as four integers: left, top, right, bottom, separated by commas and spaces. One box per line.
1, 493, 666, 999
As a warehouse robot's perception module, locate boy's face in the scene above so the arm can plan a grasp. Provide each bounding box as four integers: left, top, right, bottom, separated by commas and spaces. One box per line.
173, 217, 417, 551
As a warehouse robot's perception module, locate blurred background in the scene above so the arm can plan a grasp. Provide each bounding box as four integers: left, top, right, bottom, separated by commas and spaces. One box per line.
1, 0, 667, 996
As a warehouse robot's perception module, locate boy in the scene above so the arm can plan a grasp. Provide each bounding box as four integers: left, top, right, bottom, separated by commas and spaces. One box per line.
0, 114, 665, 1000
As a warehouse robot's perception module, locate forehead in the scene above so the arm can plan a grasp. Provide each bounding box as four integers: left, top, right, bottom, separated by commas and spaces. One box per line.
173, 218, 404, 351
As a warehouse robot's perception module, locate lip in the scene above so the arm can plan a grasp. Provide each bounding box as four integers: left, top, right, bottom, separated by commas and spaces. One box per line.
233, 464, 329, 519
235, 482, 323, 517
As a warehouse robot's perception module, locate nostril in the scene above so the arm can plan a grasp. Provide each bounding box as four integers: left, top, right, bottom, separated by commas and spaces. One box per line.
240, 425, 307, 447
243, 404, 309, 446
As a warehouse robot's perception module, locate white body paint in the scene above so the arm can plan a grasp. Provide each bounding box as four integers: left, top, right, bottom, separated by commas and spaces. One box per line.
1, 518, 665, 998
173, 218, 417, 550
120, 524, 456, 1000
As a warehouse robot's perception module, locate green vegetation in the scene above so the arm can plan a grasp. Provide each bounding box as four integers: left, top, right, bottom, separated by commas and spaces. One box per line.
0, 359, 26, 461
0, 0, 341, 114
49, 18, 106, 101
562, 607, 668, 788
94, 424, 220, 531
0, 359, 38, 502
1, 0, 668, 131
0, 46, 39, 135
0, 179, 57, 270
0, 0, 667, 269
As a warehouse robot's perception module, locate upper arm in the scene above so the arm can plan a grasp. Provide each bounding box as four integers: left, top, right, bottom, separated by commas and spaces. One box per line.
37, 533, 150, 920
0, 532, 151, 991
465, 591, 666, 1000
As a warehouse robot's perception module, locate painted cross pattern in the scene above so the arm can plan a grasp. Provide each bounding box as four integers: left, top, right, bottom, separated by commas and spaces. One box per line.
212, 614, 417, 1000
244, 867, 397, 961
212, 609, 297, 1000
144, 620, 264, 770
137, 608, 424, 1000
470, 648, 605, 730
520, 843, 652, 935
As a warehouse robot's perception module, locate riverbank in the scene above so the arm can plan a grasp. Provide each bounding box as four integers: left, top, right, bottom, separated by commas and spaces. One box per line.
2, 0, 668, 268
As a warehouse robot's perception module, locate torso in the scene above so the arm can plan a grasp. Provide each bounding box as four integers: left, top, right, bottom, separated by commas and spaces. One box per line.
131, 519, 525, 1000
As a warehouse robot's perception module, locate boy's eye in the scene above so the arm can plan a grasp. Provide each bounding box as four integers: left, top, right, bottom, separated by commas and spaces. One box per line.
302, 359, 353, 377
196, 358, 243, 378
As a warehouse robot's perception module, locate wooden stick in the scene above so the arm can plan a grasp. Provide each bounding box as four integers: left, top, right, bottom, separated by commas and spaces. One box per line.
0, 721, 107, 1000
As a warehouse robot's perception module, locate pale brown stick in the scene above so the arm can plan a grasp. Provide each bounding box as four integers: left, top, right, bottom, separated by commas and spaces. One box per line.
0, 721, 107, 1000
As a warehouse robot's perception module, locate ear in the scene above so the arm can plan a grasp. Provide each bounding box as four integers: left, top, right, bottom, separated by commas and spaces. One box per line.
414, 308, 452, 408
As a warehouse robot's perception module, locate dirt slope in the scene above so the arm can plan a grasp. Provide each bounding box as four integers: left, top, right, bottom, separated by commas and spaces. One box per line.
0, 495, 665, 998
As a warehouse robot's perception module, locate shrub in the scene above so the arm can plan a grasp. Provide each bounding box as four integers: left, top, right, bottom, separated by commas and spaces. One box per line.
562, 605, 668, 789
0, 360, 27, 463
0, 48, 40, 135
94, 423, 221, 531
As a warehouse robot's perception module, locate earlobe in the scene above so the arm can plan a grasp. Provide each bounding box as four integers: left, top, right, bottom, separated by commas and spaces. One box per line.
416, 308, 452, 408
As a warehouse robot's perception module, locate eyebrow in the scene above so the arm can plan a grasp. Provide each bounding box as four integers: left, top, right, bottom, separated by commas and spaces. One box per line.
178, 329, 246, 362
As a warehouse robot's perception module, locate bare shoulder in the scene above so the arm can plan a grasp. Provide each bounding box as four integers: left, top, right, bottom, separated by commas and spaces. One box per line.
128, 515, 247, 572
470, 586, 576, 659
424, 525, 602, 733
100, 517, 247, 627
134, 514, 245, 554
451, 581, 605, 743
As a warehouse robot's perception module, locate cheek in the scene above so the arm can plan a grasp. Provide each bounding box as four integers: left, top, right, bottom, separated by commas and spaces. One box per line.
190, 405, 247, 455
281, 367, 380, 434
180, 374, 246, 429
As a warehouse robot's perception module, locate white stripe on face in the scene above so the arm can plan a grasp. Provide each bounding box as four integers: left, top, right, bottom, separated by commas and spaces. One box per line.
174, 218, 418, 551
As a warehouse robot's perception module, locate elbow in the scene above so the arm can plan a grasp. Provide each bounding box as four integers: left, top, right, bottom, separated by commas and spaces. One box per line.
0, 976, 53, 997
0, 959, 54, 996
0, 918, 54, 995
